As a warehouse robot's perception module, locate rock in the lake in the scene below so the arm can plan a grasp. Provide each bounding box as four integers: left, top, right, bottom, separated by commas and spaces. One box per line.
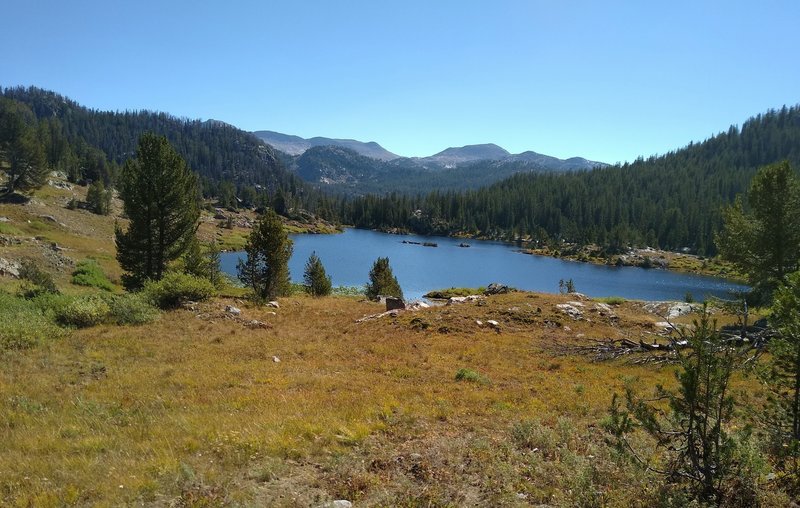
225, 305, 241, 315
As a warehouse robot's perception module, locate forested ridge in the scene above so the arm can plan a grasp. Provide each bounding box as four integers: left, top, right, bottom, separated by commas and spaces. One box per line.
341, 105, 800, 255
5, 85, 800, 257
0, 86, 329, 212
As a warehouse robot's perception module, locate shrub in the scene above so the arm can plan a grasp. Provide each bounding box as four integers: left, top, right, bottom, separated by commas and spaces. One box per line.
143, 272, 215, 309
0, 292, 64, 350
109, 293, 160, 325
71, 259, 114, 291
18, 258, 58, 297
511, 419, 558, 453
54, 295, 111, 328
454, 368, 488, 384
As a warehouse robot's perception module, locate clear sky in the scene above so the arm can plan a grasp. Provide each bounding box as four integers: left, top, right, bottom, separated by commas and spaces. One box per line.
2, 1, 799, 163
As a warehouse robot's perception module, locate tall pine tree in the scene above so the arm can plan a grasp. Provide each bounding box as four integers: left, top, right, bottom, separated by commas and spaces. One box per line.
303, 251, 332, 297
115, 133, 199, 289
365, 257, 403, 300
237, 209, 293, 301
0, 98, 47, 194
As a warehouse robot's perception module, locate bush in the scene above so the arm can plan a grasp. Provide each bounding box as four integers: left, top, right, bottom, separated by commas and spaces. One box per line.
54, 295, 111, 328
511, 419, 558, 453
143, 272, 215, 309
454, 368, 489, 384
109, 293, 160, 325
71, 259, 114, 291
0, 292, 64, 350
18, 258, 58, 297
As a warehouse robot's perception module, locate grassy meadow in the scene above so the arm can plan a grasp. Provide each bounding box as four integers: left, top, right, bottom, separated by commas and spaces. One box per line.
0, 181, 790, 506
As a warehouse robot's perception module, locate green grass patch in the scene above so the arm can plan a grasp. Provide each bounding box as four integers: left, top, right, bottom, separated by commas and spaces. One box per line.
109, 293, 160, 325
424, 287, 486, 299
595, 296, 626, 305
454, 368, 489, 384
332, 285, 365, 297
0, 222, 23, 235
71, 259, 115, 291
0, 292, 65, 351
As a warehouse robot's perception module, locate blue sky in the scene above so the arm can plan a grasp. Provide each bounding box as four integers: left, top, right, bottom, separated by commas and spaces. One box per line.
2, 1, 799, 163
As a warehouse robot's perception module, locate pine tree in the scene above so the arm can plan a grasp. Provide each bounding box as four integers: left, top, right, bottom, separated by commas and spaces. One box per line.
182, 237, 223, 287
716, 161, 800, 299
764, 270, 800, 486
0, 98, 47, 194
115, 133, 199, 289
86, 179, 112, 215
607, 306, 751, 504
365, 257, 402, 301
237, 209, 293, 301
303, 251, 332, 297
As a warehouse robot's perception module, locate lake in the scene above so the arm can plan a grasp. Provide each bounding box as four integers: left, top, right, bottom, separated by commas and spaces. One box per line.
220, 228, 747, 301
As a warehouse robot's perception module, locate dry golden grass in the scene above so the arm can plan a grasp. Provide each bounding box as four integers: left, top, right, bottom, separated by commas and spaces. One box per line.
0, 182, 786, 506
4, 290, 777, 506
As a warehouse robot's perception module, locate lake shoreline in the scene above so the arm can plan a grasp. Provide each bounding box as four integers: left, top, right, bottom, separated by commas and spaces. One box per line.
354, 226, 745, 283
221, 228, 748, 302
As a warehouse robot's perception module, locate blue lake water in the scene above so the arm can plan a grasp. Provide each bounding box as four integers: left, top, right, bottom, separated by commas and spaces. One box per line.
220, 228, 747, 301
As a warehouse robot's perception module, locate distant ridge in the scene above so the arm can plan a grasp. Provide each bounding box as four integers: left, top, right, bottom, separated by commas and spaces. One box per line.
254, 129, 607, 173
253, 130, 399, 161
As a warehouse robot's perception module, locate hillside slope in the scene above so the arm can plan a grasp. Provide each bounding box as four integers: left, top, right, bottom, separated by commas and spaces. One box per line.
342, 105, 800, 254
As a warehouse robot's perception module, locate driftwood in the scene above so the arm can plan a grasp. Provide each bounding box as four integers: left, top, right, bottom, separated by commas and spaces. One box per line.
560, 323, 775, 365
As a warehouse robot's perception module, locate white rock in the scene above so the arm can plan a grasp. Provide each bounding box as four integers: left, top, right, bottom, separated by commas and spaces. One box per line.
319, 501, 352, 508
0, 257, 21, 278
556, 303, 584, 320
272, 356, 280, 363
225, 305, 241, 315
406, 300, 430, 310
487, 320, 500, 329
475, 320, 483, 326
667, 303, 693, 319
267, 301, 280, 309
447, 295, 483, 305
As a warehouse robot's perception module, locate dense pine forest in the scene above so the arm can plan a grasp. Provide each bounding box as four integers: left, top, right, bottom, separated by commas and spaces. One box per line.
5, 85, 800, 257
0, 86, 331, 213
341, 106, 800, 255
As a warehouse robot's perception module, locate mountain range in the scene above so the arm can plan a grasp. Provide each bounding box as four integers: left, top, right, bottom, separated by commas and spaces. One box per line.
254, 130, 605, 170
253, 131, 606, 193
